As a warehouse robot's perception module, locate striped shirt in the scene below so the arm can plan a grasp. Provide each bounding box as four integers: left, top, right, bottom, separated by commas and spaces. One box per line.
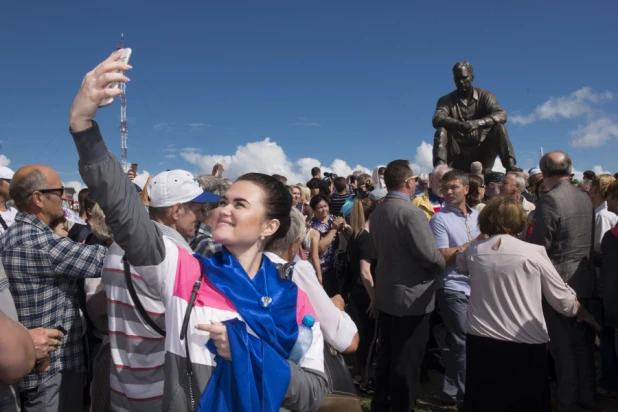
104, 222, 192, 412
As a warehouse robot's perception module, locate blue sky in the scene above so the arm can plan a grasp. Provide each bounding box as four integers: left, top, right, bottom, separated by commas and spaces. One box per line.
1, 0, 617, 189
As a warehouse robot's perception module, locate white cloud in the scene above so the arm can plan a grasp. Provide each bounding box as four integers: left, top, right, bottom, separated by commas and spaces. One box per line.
570, 117, 618, 148
289, 117, 321, 127
153, 122, 168, 132
409, 141, 433, 174
592, 165, 611, 175
165, 154, 177, 159
0, 155, 10, 167
510, 87, 617, 148
511, 114, 537, 126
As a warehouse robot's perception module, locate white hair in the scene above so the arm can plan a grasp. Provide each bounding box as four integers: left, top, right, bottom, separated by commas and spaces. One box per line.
507, 172, 527, 192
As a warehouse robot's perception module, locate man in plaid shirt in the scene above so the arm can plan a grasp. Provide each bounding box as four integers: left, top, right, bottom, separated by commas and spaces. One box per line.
0, 165, 106, 412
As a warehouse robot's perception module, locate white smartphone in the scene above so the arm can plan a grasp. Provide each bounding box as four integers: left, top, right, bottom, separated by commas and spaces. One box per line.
99, 48, 132, 108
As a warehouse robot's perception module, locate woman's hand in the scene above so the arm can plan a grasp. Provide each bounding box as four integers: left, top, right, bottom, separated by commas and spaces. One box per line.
69, 50, 132, 132
576, 304, 601, 332
331, 216, 345, 232
197, 322, 232, 361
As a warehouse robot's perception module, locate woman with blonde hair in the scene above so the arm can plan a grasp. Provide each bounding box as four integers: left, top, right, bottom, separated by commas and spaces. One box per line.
345, 197, 378, 392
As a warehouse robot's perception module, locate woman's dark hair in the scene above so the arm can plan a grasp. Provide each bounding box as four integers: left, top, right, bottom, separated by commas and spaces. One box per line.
309, 180, 320, 190
466, 174, 484, 207
309, 194, 330, 211
236, 173, 292, 243
78, 188, 97, 218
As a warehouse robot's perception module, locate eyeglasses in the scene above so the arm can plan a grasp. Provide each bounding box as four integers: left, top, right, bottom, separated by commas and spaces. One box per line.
27, 187, 65, 198
404, 176, 418, 184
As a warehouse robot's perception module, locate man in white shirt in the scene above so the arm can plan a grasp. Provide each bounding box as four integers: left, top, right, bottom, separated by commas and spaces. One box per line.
0, 167, 17, 235
589, 174, 618, 253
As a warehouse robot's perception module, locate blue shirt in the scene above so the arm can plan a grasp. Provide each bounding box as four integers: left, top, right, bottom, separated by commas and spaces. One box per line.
430, 204, 480, 295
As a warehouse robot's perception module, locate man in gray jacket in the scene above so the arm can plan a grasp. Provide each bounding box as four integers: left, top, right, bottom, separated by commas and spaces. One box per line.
530, 151, 598, 412
370, 159, 445, 412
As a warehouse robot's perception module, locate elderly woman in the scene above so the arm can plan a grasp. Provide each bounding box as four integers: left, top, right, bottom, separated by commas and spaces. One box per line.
265, 208, 359, 354
457, 197, 598, 412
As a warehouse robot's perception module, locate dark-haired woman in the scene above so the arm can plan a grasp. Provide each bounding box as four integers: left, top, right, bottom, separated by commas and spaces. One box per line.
310, 195, 346, 297
345, 197, 378, 393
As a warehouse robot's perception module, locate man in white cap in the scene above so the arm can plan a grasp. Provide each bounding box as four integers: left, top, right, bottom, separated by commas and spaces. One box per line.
97, 169, 220, 412
0, 166, 16, 235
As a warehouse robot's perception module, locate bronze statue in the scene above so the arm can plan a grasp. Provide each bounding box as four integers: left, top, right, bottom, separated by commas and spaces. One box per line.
432, 62, 516, 174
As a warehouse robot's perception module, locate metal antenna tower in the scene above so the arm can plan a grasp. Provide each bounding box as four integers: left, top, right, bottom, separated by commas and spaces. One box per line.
117, 33, 129, 172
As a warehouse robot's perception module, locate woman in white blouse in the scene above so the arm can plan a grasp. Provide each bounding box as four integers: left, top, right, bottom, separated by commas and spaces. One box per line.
457, 197, 598, 412
266, 208, 359, 354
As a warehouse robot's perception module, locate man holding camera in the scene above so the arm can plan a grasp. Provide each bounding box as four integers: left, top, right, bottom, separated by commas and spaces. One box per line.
306, 167, 332, 198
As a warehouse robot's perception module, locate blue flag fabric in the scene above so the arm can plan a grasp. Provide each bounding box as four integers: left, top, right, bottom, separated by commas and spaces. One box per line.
194, 249, 300, 412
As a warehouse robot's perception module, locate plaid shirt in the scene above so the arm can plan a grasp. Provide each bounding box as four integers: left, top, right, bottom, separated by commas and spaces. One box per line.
190, 223, 222, 257
0, 212, 106, 390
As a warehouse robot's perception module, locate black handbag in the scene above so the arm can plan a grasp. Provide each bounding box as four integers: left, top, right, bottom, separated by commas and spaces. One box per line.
275, 262, 362, 412
317, 343, 363, 412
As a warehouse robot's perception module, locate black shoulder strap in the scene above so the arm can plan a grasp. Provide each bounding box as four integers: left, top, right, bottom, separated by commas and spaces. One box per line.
123, 255, 166, 337
0, 214, 8, 231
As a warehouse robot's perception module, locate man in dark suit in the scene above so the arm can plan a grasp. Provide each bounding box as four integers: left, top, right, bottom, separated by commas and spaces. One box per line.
306, 167, 331, 198
370, 159, 445, 412
530, 151, 598, 412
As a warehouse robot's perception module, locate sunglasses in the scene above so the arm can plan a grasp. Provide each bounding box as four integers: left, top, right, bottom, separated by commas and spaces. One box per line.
27, 187, 65, 198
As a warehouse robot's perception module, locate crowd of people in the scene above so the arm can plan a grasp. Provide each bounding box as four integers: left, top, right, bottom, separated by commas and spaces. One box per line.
0, 50, 617, 412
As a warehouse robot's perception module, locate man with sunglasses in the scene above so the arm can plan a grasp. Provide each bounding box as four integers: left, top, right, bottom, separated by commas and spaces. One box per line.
0, 165, 107, 412
0, 167, 16, 236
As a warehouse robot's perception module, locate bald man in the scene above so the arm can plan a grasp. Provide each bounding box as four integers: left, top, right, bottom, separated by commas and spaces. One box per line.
529, 151, 598, 412
0, 165, 107, 412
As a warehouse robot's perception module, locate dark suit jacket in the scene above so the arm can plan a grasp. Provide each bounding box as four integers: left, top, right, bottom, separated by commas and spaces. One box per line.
530, 180, 596, 298
370, 192, 445, 316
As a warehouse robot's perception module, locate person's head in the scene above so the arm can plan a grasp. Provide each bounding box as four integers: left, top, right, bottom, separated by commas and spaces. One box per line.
441, 170, 469, 208
528, 168, 543, 187
309, 194, 330, 221
266, 208, 306, 262
196, 177, 230, 226
384, 159, 417, 196
452, 61, 474, 94
429, 165, 451, 198
466, 174, 485, 207
311, 167, 321, 178
378, 167, 385, 179
478, 196, 528, 236
78, 189, 97, 220
357, 174, 373, 194
470, 161, 483, 176
539, 151, 572, 189
0, 167, 14, 202
50, 216, 68, 237
309, 180, 321, 197
499, 172, 526, 201
10, 165, 64, 224
299, 186, 311, 203
583, 170, 596, 181
417, 173, 429, 191
534, 179, 549, 199
89, 204, 114, 244
589, 174, 616, 206
334, 177, 347, 194
368, 188, 387, 205
289, 185, 302, 206
212, 173, 292, 254
350, 197, 376, 237
484, 172, 504, 199
148, 170, 220, 238
606, 181, 618, 215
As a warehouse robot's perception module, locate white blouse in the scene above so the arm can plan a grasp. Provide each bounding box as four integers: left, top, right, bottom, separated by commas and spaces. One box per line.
457, 235, 578, 344
265, 252, 358, 352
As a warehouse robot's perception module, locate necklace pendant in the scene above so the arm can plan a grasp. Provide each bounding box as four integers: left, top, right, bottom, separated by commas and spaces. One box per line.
260, 296, 273, 308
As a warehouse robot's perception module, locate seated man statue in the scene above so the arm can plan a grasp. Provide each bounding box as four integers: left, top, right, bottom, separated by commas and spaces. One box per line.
432, 61, 516, 174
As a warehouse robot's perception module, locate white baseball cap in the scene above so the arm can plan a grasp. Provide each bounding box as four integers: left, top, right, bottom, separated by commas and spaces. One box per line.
529, 168, 542, 176
148, 170, 220, 207
0, 167, 14, 180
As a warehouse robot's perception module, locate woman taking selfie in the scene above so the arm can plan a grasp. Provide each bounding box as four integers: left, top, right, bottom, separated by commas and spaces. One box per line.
69, 51, 327, 412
